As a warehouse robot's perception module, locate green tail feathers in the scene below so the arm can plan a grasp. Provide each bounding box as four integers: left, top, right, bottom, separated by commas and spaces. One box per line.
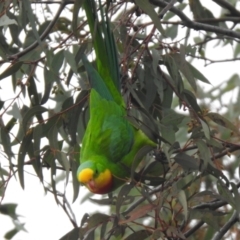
83, 0, 123, 106
82, 54, 113, 101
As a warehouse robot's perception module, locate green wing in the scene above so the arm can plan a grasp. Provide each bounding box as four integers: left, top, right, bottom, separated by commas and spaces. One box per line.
80, 89, 134, 163
82, 54, 113, 101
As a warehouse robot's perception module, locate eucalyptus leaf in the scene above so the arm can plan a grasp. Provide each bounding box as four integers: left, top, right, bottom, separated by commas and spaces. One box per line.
135, 0, 165, 36
207, 112, 239, 132
0, 62, 23, 81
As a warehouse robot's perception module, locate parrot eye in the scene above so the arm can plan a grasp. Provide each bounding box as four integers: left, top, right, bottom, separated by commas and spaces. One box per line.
95, 169, 99, 175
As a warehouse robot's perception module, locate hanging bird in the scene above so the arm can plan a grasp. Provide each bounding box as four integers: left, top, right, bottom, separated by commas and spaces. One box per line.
77, 0, 157, 194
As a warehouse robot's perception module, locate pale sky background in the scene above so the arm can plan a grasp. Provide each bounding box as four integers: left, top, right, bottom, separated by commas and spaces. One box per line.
1, 1, 240, 239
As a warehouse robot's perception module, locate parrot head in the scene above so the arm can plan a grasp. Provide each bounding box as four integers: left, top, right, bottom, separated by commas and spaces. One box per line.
77, 161, 113, 194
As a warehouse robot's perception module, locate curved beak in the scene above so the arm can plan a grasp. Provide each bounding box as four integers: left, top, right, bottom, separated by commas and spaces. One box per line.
86, 179, 97, 192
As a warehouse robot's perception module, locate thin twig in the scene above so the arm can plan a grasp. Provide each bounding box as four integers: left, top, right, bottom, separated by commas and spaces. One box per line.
212, 0, 240, 17
212, 210, 239, 240
159, 0, 178, 19
184, 220, 204, 238
7, 0, 70, 61
150, 0, 240, 39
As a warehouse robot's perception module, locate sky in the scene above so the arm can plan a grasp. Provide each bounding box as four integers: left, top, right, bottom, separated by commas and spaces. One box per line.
1, 1, 240, 239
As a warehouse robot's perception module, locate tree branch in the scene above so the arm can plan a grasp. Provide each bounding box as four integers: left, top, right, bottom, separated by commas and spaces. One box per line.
159, 0, 178, 19
212, 0, 240, 17
184, 220, 204, 238
150, 0, 240, 39
212, 210, 239, 240
7, 0, 70, 61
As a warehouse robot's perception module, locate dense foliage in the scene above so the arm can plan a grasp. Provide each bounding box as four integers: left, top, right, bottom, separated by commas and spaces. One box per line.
1, 0, 240, 239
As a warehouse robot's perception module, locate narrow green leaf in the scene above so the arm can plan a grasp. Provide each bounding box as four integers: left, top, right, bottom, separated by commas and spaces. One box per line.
71, 152, 80, 202
50, 157, 57, 203
183, 89, 202, 113
131, 145, 155, 181
26, 137, 43, 182
206, 137, 223, 149
142, 160, 168, 177
165, 25, 178, 40
116, 184, 134, 216
135, 0, 165, 36
143, 58, 157, 109
128, 87, 146, 109
4, 228, 19, 240
160, 125, 175, 144
67, 42, 88, 86
85, 213, 110, 229
168, 226, 186, 239
207, 112, 239, 133
56, 152, 70, 184
100, 222, 107, 240
33, 124, 42, 156
48, 125, 59, 150
187, 62, 211, 84
51, 50, 64, 74
199, 119, 210, 140
161, 79, 173, 108
174, 174, 196, 192
18, 132, 33, 189
0, 62, 23, 81
42, 148, 53, 168
174, 152, 199, 171
125, 230, 151, 240
61, 96, 73, 111
28, 76, 39, 105
178, 190, 188, 220
59, 228, 80, 240
41, 67, 55, 105
163, 54, 180, 87
69, 90, 88, 145
152, 229, 165, 239
234, 42, 240, 57
72, 0, 85, 35
0, 100, 4, 110
0, 203, 18, 218
217, 180, 236, 208
22, 106, 47, 134
206, 163, 229, 184
0, 127, 14, 160
64, 50, 78, 74
161, 108, 185, 126
5, 117, 17, 132
171, 53, 196, 91
230, 182, 240, 213
22, 0, 41, 45
196, 139, 211, 168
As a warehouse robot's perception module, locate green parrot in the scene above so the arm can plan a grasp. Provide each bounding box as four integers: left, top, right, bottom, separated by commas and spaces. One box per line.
77, 0, 157, 194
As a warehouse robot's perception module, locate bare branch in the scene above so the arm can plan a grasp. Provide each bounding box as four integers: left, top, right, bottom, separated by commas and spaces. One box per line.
150, 0, 240, 39
212, 0, 240, 17
159, 0, 178, 19
7, 0, 71, 61
212, 210, 239, 240
184, 220, 204, 238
